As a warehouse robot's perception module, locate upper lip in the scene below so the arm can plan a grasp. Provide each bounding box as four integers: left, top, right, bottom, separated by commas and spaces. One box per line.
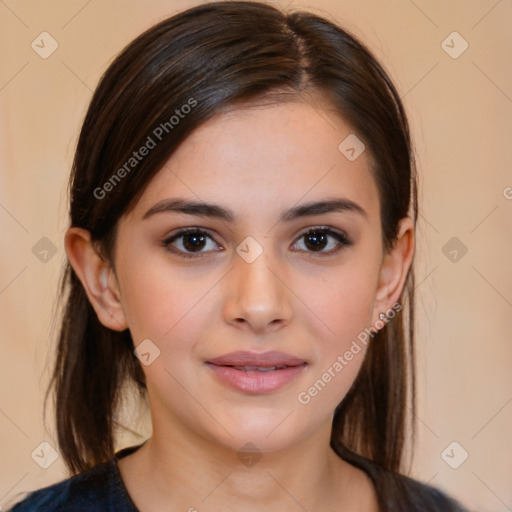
206, 350, 307, 367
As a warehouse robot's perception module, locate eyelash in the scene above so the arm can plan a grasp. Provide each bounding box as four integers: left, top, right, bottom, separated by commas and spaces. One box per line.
162, 226, 352, 259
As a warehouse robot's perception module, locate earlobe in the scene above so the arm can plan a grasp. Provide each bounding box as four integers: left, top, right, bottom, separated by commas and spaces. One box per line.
372, 217, 415, 324
64, 227, 128, 332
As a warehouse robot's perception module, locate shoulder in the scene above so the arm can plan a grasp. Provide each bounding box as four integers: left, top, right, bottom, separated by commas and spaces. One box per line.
7, 443, 143, 511
370, 465, 469, 511
6, 459, 126, 511
336, 445, 468, 512
392, 472, 468, 511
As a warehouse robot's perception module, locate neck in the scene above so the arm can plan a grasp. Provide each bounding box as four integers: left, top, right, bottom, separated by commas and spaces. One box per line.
125, 418, 371, 511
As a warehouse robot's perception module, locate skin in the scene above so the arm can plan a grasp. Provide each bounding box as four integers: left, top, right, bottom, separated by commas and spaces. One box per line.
65, 97, 414, 511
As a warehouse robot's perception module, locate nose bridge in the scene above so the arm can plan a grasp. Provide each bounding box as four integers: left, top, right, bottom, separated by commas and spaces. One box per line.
224, 238, 292, 331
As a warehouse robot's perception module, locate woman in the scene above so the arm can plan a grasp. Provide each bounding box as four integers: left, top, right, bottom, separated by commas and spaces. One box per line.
9, 1, 469, 510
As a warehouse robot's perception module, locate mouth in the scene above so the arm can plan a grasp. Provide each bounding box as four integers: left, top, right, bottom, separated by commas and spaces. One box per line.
223, 364, 297, 372
206, 350, 308, 367
205, 351, 308, 394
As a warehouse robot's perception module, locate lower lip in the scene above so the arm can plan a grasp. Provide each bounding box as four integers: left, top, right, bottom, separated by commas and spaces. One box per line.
205, 363, 307, 394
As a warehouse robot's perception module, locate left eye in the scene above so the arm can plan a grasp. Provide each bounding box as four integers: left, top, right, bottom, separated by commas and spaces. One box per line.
291, 227, 352, 254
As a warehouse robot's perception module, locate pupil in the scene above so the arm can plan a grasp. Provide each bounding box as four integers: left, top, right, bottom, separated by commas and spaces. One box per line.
305, 231, 327, 251
183, 233, 206, 251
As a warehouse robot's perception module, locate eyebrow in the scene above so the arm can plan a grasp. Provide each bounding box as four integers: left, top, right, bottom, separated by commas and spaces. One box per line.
142, 197, 367, 222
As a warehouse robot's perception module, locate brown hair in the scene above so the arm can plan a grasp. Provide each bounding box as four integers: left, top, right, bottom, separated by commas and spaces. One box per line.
44, 1, 447, 509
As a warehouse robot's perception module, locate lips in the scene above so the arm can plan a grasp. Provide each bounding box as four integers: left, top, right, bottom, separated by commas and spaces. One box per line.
206, 350, 307, 368
205, 351, 308, 394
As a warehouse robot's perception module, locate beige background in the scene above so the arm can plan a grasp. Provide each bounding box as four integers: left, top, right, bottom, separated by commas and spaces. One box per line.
1, 0, 511, 510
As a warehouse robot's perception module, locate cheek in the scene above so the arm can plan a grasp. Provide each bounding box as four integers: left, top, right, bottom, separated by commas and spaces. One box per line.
293, 255, 379, 408
298, 256, 380, 346
296, 283, 374, 414
119, 263, 217, 394
118, 252, 222, 343
312, 277, 375, 337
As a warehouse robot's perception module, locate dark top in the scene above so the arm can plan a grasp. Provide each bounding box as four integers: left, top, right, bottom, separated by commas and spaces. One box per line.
7, 441, 469, 511
8, 444, 140, 511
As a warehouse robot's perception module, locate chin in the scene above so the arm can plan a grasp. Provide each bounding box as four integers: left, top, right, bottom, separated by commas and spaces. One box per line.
200, 410, 313, 456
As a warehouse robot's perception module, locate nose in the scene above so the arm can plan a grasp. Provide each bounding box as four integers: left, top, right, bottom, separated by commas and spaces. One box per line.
222, 246, 293, 334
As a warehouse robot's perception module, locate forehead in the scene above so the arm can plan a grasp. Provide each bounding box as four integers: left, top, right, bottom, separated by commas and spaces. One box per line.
129, 100, 380, 223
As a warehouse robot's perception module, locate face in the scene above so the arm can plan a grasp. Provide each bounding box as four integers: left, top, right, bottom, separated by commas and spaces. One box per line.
101, 99, 394, 454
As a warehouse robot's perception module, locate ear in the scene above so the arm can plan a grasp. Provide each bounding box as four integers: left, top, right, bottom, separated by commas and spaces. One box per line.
371, 217, 415, 325
64, 227, 128, 332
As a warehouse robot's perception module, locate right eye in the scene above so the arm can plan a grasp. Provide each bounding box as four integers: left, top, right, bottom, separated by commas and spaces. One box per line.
162, 228, 223, 258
